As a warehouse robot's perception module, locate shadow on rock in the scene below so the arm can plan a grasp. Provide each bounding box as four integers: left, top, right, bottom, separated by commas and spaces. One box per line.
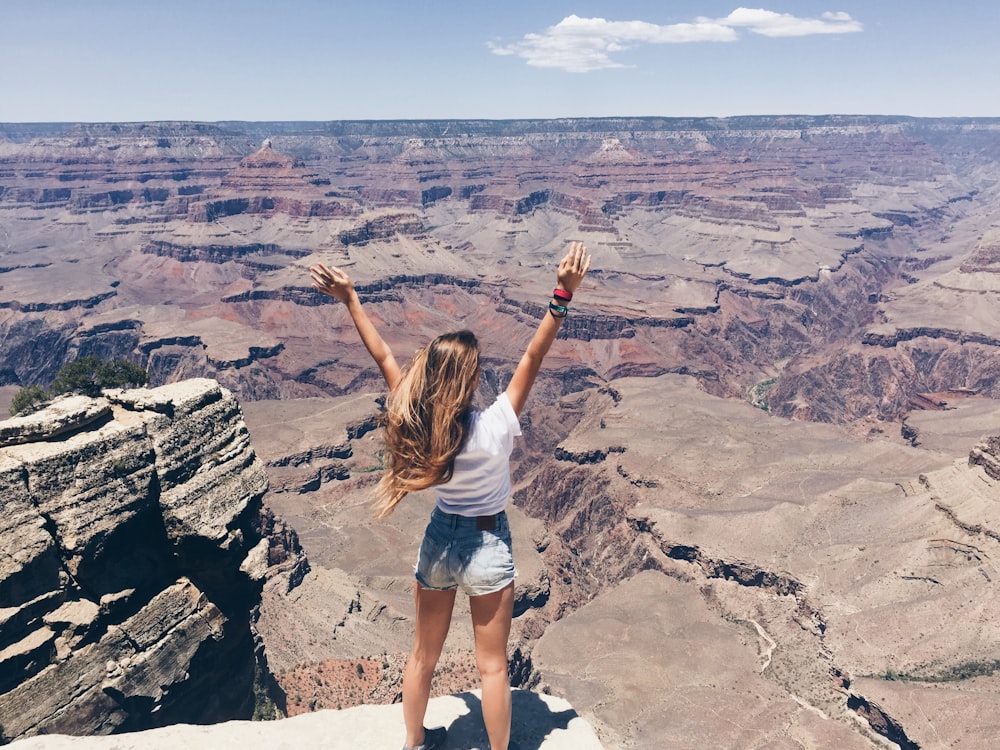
445, 690, 581, 749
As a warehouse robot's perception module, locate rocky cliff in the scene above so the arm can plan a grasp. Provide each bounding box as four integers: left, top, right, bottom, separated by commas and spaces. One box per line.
0, 379, 301, 743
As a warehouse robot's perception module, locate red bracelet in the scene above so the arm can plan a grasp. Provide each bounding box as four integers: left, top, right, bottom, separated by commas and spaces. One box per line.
553, 288, 573, 302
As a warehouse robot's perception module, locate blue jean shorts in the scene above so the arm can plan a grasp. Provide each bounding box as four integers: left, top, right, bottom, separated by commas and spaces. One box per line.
415, 507, 516, 596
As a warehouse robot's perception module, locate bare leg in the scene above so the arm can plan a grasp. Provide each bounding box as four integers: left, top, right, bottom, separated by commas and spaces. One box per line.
470, 582, 515, 750
403, 583, 457, 748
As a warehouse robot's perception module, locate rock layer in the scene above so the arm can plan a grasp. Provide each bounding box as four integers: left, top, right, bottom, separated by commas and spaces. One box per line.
0, 380, 289, 743
3, 117, 1000, 423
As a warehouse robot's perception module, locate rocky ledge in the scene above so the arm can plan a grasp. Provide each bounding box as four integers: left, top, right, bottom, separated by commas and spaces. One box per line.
7, 690, 603, 749
0, 380, 299, 743
969, 435, 1000, 480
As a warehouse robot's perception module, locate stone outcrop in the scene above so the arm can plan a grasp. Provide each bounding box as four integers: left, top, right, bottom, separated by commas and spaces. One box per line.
337, 212, 425, 245
969, 435, 1000, 479
0, 395, 111, 447
5, 690, 603, 750
141, 241, 311, 265
0, 379, 297, 743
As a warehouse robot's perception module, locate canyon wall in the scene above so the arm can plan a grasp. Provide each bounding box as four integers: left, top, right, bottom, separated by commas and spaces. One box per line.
3, 116, 1000, 426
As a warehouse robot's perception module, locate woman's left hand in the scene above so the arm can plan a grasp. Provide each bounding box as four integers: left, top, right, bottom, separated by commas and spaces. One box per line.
310, 262, 356, 304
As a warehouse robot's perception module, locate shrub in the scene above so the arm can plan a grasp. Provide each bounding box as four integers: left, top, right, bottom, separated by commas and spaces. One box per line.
50, 356, 149, 397
9, 384, 48, 417
8, 356, 150, 416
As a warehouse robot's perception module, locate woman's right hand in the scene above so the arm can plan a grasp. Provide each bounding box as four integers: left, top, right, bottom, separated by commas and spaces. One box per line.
310, 262, 356, 304
556, 241, 592, 295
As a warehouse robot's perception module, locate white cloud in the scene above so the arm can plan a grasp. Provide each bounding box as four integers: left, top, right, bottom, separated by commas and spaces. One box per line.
487, 14, 737, 73
489, 8, 863, 72
717, 7, 864, 37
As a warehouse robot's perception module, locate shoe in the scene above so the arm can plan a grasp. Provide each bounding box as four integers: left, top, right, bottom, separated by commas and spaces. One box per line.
403, 725, 447, 750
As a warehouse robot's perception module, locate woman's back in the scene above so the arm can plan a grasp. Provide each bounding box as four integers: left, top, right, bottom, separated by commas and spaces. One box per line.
434, 392, 522, 517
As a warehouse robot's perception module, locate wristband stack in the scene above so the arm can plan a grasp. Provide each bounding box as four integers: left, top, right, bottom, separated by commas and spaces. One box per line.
549, 287, 572, 319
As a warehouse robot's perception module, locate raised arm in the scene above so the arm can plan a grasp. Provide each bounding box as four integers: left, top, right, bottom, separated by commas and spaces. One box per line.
505, 242, 592, 416
309, 262, 402, 390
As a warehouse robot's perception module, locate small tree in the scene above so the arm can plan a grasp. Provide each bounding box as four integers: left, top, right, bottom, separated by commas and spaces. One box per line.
94, 358, 150, 390
8, 356, 150, 416
49, 356, 149, 397
49, 356, 107, 397
9, 384, 48, 417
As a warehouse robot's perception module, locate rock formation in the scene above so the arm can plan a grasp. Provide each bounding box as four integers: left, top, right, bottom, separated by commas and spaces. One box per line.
3, 116, 1000, 421
0, 379, 301, 743
6, 690, 603, 750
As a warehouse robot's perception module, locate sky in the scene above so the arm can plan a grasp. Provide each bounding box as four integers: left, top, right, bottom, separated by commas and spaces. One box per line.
1, 0, 999, 122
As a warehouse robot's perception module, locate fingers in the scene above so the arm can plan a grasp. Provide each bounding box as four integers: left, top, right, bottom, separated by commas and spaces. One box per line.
554, 241, 591, 298
309, 263, 351, 298
309, 268, 329, 291
563, 241, 590, 273
310, 263, 340, 284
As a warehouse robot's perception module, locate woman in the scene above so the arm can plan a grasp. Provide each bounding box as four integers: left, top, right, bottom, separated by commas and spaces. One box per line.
310, 242, 591, 750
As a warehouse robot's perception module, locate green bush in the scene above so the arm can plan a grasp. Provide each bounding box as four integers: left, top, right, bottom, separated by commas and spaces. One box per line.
9, 384, 48, 417
9, 356, 150, 416
251, 663, 283, 721
49, 356, 148, 397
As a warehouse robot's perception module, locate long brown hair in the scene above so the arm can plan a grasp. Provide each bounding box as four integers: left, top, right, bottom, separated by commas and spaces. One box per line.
374, 330, 480, 518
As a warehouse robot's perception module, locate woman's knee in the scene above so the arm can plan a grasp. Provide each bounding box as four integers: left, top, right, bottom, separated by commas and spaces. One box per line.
408, 641, 445, 676
475, 651, 509, 680
409, 644, 443, 670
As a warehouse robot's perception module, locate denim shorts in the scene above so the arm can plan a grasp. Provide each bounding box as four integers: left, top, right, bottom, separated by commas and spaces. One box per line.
414, 507, 516, 596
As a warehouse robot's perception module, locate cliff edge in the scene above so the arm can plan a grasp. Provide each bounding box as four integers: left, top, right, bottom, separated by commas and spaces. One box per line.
0, 380, 289, 743
8, 690, 603, 749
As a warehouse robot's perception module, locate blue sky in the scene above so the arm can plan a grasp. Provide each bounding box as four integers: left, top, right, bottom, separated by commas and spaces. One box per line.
1, 1, 998, 122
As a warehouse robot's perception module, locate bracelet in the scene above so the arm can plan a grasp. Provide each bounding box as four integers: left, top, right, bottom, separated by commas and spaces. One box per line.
552, 288, 573, 302
549, 301, 568, 319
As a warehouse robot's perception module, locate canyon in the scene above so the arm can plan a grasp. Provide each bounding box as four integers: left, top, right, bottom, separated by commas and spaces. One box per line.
2, 116, 1000, 748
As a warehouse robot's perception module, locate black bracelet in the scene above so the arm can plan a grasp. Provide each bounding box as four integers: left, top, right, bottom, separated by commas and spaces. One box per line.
549, 301, 568, 319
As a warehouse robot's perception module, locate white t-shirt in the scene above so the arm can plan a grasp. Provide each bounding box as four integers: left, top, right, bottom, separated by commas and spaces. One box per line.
434, 392, 522, 517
